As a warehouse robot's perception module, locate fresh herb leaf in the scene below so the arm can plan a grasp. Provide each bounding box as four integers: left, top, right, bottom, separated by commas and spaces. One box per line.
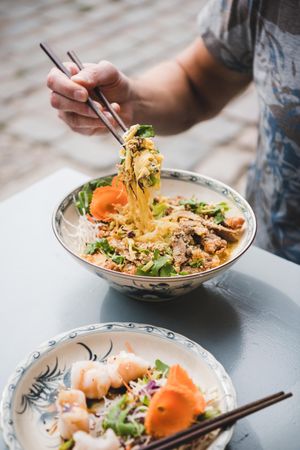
85, 238, 114, 256
135, 124, 155, 138
213, 210, 225, 224
142, 395, 150, 406
152, 201, 167, 218
149, 173, 158, 186
75, 183, 93, 215
179, 271, 189, 275
103, 395, 144, 437
59, 439, 74, 450
199, 409, 220, 421
155, 359, 170, 374
159, 262, 177, 277
189, 259, 203, 268
179, 198, 200, 211
112, 254, 125, 265
149, 255, 172, 276
137, 250, 176, 277
180, 198, 229, 224
90, 177, 113, 189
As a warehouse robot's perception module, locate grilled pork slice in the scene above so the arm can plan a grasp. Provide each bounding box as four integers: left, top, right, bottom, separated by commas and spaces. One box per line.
198, 217, 244, 242
171, 233, 188, 270
201, 233, 227, 254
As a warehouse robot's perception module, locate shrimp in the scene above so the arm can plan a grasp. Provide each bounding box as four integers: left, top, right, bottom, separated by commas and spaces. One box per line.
56, 389, 89, 440
57, 389, 87, 410
73, 429, 121, 450
71, 361, 111, 399
107, 351, 150, 388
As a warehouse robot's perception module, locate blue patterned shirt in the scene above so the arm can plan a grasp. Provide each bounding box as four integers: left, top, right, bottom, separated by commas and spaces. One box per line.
198, 0, 300, 264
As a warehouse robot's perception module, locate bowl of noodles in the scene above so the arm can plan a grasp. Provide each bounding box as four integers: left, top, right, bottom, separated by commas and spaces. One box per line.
53, 125, 256, 301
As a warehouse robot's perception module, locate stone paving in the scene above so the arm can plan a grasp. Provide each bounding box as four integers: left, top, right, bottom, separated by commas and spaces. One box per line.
0, 0, 259, 201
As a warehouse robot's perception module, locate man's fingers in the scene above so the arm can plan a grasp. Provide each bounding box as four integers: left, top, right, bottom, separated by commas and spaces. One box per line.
58, 111, 102, 129
71, 61, 122, 89
58, 110, 116, 130
47, 67, 88, 102
111, 102, 121, 113
62, 62, 80, 76
69, 127, 101, 136
50, 92, 100, 117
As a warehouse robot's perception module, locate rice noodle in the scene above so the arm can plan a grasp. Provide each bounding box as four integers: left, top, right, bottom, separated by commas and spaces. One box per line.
119, 125, 163, 233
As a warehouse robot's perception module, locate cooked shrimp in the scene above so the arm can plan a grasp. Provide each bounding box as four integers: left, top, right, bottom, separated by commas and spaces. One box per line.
107, 351, 150, 388
56, 389, 89, 440
71, 361, 111, 399
73, 429, 121, 450
57, 389, 87, 410
58, 406, 89, 440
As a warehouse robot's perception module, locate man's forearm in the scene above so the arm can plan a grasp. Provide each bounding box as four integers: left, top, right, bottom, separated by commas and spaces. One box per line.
130, 60, 202, 135
128, 39, 251, 135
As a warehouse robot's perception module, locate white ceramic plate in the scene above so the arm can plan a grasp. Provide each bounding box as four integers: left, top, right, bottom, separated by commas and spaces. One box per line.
1, 323, 236, 450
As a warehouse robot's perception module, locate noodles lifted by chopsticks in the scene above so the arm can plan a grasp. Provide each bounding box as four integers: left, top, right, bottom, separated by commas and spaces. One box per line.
119, 124, 163, 233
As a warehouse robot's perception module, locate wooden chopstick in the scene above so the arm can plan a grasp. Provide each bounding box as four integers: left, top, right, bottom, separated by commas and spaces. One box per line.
40, 42, 124, 145
67, 50, 128, 132
141, 391, 292, 450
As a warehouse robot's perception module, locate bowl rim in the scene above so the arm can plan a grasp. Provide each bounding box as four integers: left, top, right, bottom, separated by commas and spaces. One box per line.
0, 321, 237, 450
52, 168, 257, 282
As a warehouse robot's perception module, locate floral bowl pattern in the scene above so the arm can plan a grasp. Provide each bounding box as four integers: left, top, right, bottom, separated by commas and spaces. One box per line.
52, 169, 256, 301
0, 322, 236, 450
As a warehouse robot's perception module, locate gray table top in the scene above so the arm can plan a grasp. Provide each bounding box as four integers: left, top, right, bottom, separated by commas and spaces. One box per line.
1, 168, 300, 450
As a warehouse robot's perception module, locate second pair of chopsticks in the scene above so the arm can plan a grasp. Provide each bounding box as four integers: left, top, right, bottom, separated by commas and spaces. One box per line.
141, 390, 292, 450
40, 42, 127, 145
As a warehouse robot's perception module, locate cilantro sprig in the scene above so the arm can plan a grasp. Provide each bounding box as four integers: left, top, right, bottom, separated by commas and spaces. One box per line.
85, 238, 124, 265
137, 249, 176, 277
135, 124, 155, 138
179, 199, 229, 224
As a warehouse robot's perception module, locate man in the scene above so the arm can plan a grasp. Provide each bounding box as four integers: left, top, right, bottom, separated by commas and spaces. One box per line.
47, 0, 300, 264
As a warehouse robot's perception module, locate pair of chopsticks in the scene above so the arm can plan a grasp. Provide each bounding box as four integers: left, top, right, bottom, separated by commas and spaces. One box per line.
141, 391, 292, 450
40, 42, 127, 145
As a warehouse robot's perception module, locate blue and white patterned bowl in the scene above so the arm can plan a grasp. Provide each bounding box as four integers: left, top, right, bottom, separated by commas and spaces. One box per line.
53, 169, 256, 301
0, 322, 236, 450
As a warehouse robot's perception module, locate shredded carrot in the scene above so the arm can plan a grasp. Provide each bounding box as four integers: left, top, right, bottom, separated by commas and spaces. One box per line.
124, 341, 135, 354
122, 379, 132, 393
90, 186, 128, 220
167, 365, 206, 415
145, 385, 195, 438
146, 369, 153, 379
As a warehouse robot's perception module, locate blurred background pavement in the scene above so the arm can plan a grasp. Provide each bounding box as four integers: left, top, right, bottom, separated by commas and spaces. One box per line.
0, 0, 259, 201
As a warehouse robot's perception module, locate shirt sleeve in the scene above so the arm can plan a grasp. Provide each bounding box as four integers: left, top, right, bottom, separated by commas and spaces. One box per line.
198, 0, 255, 73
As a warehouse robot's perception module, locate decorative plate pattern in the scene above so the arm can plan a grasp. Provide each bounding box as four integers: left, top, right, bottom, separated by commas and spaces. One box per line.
1, 323, 236, 450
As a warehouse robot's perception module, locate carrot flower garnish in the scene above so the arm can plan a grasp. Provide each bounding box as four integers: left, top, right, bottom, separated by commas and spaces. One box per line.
145, 385, 195, 438
167, 364, 206, 415
89, 183, 128, 221
145, 364, 206, 438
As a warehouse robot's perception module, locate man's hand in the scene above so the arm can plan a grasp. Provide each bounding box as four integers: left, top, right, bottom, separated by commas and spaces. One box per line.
47, 39, 251, 136
47, 61, 133, 135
